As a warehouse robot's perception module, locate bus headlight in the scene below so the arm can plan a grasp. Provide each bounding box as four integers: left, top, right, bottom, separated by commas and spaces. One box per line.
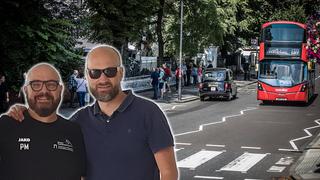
257, 82, 263, 91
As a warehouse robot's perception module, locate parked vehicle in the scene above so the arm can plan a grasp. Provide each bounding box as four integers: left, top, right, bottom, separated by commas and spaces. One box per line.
199, 68, 237, 101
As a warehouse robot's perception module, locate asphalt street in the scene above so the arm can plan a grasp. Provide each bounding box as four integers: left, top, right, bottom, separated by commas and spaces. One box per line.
58, 77, 320, 180
168, 78, 320, 180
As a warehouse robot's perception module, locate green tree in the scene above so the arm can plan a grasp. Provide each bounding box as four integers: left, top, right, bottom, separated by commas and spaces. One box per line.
0, 0, 83, 93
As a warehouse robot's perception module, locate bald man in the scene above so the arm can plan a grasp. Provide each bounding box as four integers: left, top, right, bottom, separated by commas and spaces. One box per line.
0, 63, 86, 180
7, 45, 178, 180
71, 45, 178, 180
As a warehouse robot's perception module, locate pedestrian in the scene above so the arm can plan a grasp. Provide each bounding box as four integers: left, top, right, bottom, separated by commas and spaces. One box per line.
175, 67, 181, 91
182, 62, 187, 86
162, 63, 172, 93
186, 63, 191, 86
159, 67, 165, 99
68, 70, 78, 108
0, 63, 86, 180
7, 45, 178, 180
243, 62, 250, 81
150, 67, 160, 100
198, 66, 203, 84
75, 72, 88, 107
191, 63, 198, 85
0, 74, 9, 113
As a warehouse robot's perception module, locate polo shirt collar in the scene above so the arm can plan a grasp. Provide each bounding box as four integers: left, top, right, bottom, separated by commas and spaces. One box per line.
93, 90, 135, 115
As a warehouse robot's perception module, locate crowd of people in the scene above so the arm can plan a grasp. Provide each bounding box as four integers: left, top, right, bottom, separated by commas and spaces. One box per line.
150, 62, 204, 100
68, 69, 90, 108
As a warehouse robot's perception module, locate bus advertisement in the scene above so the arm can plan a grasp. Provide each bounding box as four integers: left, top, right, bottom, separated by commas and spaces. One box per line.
257, 21, 315, 103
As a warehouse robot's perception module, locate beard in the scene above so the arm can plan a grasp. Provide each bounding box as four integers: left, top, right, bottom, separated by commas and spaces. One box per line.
26, 92, 61, 117
90, 81, 120, 102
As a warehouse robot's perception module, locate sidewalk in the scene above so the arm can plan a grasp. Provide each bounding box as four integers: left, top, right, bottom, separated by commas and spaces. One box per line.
136, 79, 257, 104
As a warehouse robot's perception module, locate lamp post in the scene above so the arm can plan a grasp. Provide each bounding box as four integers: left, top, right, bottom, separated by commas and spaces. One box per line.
178, 0, 183, 101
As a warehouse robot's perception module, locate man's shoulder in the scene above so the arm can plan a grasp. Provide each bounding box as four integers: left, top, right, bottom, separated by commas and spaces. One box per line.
0, 114, 20, 133
0, 114, 19, 125
69, 105, 93, 123
57, 115, 83, 133
132, 94, 161, 111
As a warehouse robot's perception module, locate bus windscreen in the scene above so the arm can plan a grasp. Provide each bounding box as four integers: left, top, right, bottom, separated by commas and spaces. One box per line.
262, 24, 305, 42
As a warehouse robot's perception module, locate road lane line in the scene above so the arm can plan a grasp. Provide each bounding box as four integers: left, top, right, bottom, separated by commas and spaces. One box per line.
177, 150, 224, 169
175, 148, 184, 152
220, 153, 268, 173
278, 119, 320, 152
316, 75, 320, 80
206, 144, 226, 148
174, 107, 258, 137
275, 157, 294, 165
267, 166, 286, 173
194, 176, 224, 179
241, 146, 262, 150
175, 142, 192, 146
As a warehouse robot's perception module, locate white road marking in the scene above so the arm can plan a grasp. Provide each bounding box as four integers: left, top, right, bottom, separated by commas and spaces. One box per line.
194, 176, 224, 179
175, 142, 192, 146
220, 153, 268, 173
172, 105, 177, 110
275, 157, 294, 165
267, 166, 286, 173
206, 144, 226, 148
175, 148, 184, 152
244, 179, 263, 180
174, 107, 258, 137
278, 119, 320, 152
177, 150, 224, 169
316, 75, 320, 80
241, 146, 262, 150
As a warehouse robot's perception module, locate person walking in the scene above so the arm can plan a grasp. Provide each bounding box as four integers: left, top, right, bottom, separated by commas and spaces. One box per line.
175, 67, 181, 91
191, 64, 198, 85
75, 72, 88, 107
68, 70, 78, 108
150, 67, 160, 100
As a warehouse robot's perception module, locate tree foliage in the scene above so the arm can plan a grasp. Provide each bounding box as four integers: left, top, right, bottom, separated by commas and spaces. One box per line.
0, 0, 83, 92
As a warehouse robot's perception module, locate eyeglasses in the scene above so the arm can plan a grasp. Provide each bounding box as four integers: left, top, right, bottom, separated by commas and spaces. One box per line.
27, 80, 60, 92
87, 67, 119, 79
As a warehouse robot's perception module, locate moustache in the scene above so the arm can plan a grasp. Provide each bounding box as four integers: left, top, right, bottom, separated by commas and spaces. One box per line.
97, 82, 113, 87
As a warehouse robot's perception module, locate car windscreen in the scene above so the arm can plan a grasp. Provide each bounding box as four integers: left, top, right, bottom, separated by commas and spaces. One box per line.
204, 70, 226, 81
258, 60, 307, 87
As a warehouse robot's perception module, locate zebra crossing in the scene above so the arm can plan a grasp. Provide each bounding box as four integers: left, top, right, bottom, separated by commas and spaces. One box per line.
175, 146, 295, 179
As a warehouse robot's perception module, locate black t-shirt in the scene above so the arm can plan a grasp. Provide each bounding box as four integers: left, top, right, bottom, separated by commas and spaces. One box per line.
0, 112, 86, 180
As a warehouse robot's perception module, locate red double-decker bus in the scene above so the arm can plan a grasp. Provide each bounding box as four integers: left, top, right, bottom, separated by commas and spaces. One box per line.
257, 21, 315, 103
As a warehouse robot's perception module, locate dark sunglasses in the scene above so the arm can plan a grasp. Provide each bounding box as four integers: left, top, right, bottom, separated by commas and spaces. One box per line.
27, 80, 60, 92
87, 67, 120, 79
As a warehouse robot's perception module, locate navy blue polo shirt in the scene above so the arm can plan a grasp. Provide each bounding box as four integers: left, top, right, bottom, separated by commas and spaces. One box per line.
71, 90, 174, 180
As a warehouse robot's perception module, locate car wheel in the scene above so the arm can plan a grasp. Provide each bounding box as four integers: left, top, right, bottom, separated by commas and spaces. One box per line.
227, 92, 232, 101
233, 91, 237, 99
200, 96, 205, 101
